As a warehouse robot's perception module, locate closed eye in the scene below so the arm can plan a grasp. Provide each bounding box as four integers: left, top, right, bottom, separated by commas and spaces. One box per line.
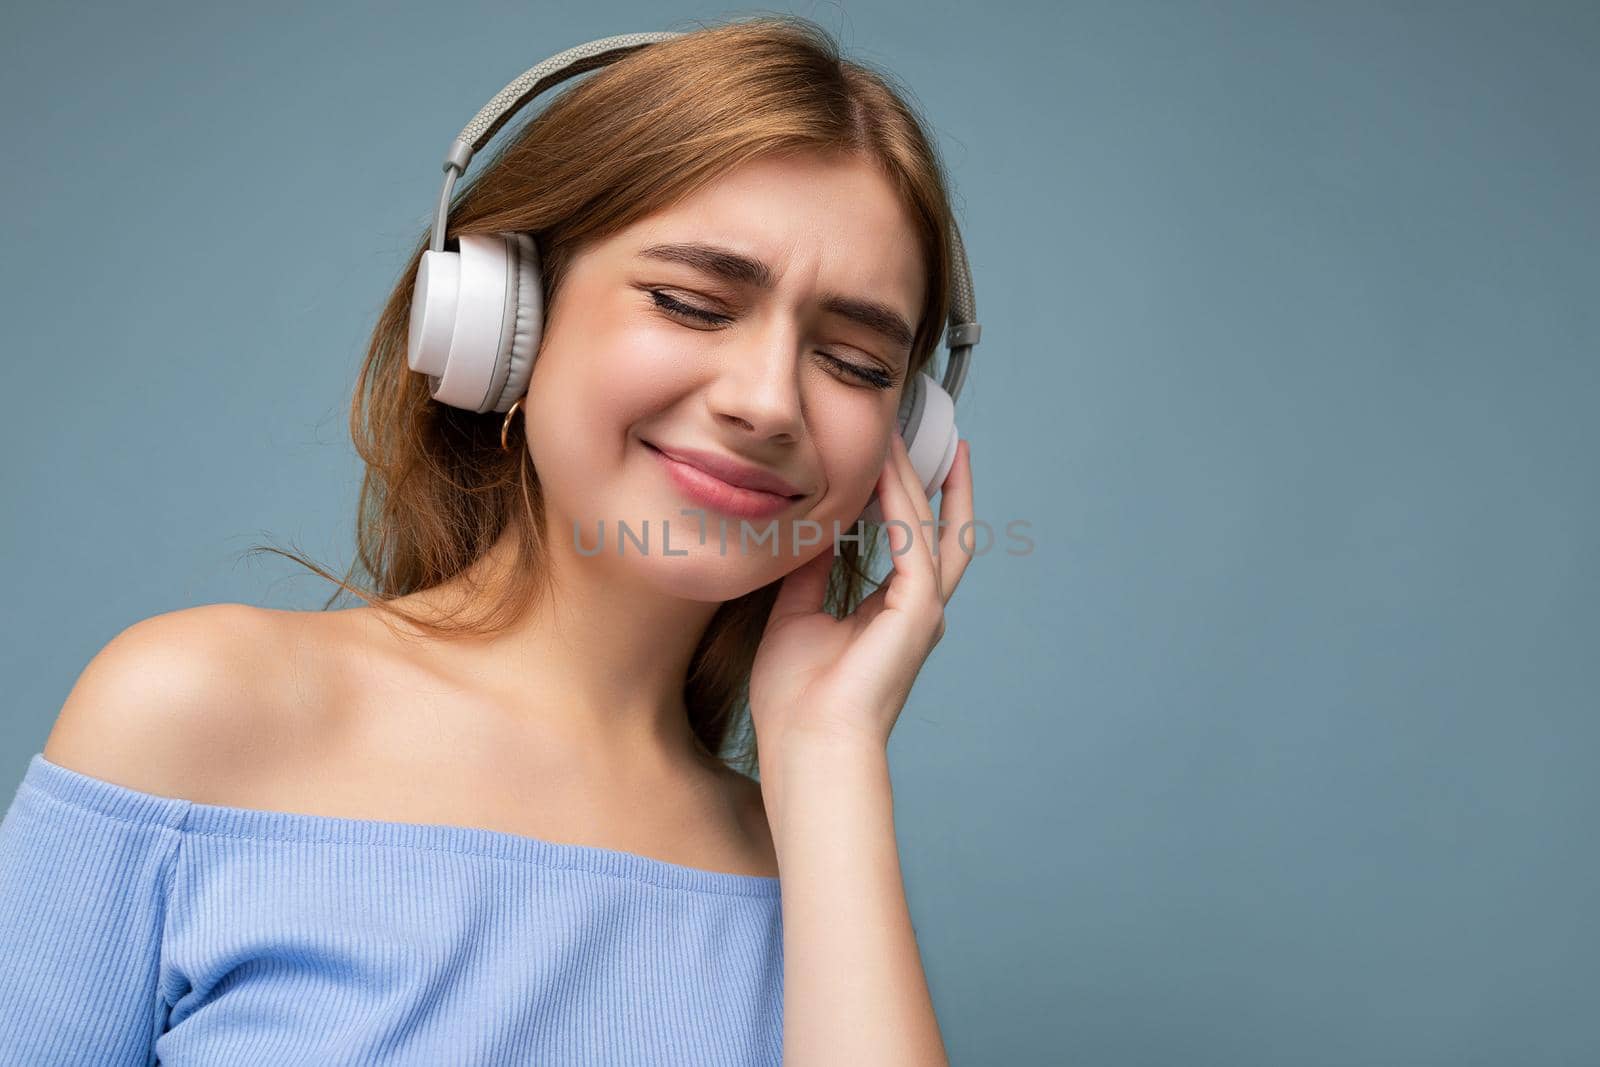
644, 289, 897, 391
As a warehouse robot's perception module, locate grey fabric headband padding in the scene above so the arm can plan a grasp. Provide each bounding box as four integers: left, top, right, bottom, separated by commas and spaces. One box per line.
453, 33, 681, 156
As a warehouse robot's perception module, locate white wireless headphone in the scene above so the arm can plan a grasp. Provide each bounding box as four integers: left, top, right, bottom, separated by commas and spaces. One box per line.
406, 31, 981, 524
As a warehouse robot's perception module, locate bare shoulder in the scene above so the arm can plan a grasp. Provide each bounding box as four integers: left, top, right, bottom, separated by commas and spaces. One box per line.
42, 603, 312, 800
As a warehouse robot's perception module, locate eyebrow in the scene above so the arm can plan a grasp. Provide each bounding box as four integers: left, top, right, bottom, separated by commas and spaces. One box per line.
637, 241, 917, 353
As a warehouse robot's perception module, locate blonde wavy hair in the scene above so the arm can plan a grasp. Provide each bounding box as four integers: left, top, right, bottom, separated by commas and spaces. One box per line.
253, 14, 959, 776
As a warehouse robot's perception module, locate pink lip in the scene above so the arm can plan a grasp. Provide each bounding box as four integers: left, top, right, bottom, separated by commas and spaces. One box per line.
644, 442, 804, 521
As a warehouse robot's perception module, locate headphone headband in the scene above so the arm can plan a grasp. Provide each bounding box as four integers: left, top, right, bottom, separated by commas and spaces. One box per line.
424, 30, 980, 404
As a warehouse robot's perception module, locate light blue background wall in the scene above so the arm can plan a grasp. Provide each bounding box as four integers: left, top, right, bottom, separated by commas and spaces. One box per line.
2, 2, 1595, 1063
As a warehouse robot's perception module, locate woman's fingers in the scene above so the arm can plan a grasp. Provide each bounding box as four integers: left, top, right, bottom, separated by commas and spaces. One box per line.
882, 431, 943, 602
934, 439, 975, 605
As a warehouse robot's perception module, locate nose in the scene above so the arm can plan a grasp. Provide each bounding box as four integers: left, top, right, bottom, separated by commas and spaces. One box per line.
704, 323, 806, 444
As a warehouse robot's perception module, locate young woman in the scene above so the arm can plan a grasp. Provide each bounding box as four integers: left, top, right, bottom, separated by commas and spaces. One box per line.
0, 17, 978, 1065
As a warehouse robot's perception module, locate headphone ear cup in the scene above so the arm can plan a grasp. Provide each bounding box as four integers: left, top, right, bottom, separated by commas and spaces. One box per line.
487, 233, 544, 413
858, 371, 960, 525
407, 232, 544, 413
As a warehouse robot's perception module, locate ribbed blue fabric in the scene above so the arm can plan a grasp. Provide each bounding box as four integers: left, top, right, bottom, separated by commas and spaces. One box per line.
0, 753, 784, 1066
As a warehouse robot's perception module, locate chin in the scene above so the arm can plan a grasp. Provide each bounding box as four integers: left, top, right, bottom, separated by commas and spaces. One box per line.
620, 535, 806, 602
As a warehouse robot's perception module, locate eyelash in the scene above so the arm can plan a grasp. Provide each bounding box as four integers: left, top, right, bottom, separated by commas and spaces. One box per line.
645, 290, 896, 391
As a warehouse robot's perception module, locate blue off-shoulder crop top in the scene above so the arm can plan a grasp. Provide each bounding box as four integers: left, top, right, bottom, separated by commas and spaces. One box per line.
0, 753, 784, 1066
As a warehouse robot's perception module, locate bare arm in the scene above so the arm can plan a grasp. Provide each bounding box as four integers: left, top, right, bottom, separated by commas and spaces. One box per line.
749, 434, 972, 1063
760, 731, 949, 1065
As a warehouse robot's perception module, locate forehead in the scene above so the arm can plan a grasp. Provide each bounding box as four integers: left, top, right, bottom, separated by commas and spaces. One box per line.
614, 153, 925, 318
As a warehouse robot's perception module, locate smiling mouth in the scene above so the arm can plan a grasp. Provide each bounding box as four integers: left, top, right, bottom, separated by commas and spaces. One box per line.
643, 442, 803, 497
642, 440, 807, 520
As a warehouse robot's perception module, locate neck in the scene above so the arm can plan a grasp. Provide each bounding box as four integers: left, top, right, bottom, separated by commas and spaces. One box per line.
378, 521, 728, 777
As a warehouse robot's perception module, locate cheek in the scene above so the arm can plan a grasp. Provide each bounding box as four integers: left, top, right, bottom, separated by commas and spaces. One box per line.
811, 410, 892, 501
601, 320, 704, 417
591, 291, 712, 401
524, 312, 702, 481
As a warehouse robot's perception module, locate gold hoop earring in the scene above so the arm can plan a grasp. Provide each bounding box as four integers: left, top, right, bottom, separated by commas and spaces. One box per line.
500, 396, 526, 452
